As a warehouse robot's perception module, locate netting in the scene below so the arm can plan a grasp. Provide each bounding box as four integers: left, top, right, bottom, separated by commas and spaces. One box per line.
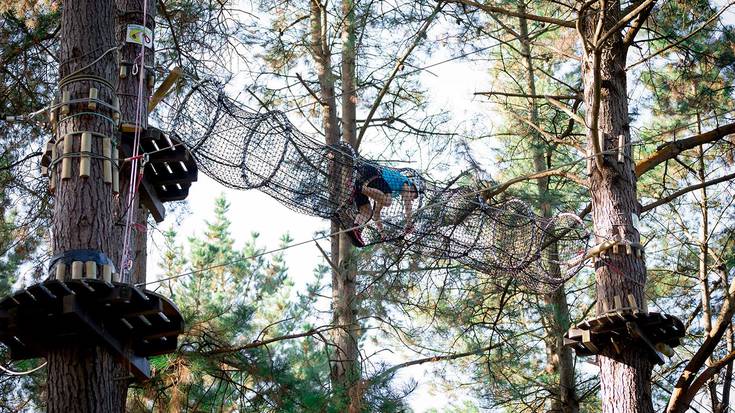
152, 80, 589, 293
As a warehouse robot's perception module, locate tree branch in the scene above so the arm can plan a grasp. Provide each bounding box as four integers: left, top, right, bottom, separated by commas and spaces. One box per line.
371, 343, 500, 384
622, 1, 654, 47
627, 0, 735, 69
642, 172, 735, 212
667, 267, 735, 412
201, 326, 336, 356
482, 166, 588, 199
635, 122, 735, 176
598, 0, 657, 45
355, 1, 443, 149
475, 91, 581, 100
684, 350, 735, 411
445, 0, 575, 28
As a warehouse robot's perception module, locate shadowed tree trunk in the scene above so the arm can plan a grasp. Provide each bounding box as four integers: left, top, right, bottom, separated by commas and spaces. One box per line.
339, 0, 363, 410
47, 0, 128, 411
309, 0, 361, 408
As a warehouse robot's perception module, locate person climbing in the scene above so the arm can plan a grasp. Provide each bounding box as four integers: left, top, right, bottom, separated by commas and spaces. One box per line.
347, 162, 418, 247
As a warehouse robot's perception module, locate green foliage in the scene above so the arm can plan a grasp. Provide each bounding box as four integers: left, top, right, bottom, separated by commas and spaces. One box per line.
130, 195, 335, 412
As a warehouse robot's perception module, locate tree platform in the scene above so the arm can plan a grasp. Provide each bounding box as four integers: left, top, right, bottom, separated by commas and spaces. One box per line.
0, 279, 184, 381
564, 298, 684, 365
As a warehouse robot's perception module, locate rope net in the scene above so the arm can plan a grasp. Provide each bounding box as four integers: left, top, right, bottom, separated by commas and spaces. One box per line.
152, 81, 589, 293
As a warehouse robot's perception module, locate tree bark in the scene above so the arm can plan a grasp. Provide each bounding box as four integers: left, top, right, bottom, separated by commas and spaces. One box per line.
581, 2, 653, 412
48, 0, 128, 411
517, 8, 578, 412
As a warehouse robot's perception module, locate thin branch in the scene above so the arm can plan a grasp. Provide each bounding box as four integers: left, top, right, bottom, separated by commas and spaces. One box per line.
546, 96, 586, 125
482, 166, 588, 199
685, 350, 735, 411
0, 151, 43, 172
598, 0, 657, 45
642, 172, 735, 212
202, 326, 336, 356
295, 72, 325, 106
446, 0, 575, 28
475, 91, 581, 100
371, 343, 500, 384
628, 0, 735, 69
355, 1, 444, 149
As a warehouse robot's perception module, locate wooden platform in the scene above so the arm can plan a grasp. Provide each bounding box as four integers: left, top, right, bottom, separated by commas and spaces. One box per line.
0, 279, 184, 381
126, 127, 198, 222
564, 306, 684, 365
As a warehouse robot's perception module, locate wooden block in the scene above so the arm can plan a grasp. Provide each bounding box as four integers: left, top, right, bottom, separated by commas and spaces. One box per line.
88, 88, 98, 110
85, 261, 97, 279
80, 132, 92, 178
103, 138, 112, 184
614, 295, 623, 310
49, 97, 57, 126
55, 263, 65, 280
626, 243, 633, 255
612, 244, 619, 254
627, 294, 638, 311
582, 330, 599, 353
601, 300, 609, 314
119, 65, 128, 79
112, 96, 120, 124
112, 145, 119, 194
147, 73, 155, 89
102, 265, 112, 283
617, 134, 625, 163
121, 123, 141, 133
71, 261, 83, 280
61, 135, 73, 180
635, 248, 642, 258
60, 90, 70, 116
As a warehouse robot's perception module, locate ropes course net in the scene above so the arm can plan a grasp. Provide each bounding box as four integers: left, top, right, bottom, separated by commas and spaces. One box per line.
152, 80, 589, 293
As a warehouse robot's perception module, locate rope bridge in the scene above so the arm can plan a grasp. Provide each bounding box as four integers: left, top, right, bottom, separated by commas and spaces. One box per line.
151, 80, 588, 293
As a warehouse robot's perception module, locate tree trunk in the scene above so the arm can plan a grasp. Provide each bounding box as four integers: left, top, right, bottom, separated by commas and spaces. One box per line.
581, 2, 653, 412
48, 0, 128, 411
517, 8, 578, 412
338, 1, 363, 410
309, 0, 361, 407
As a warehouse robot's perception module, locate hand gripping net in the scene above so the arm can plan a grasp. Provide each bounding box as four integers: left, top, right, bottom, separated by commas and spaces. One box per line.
152, 81, 589, 293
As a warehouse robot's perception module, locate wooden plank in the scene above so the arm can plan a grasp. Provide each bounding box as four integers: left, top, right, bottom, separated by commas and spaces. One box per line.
61, 294, 151, 380
148, 67, 182, 114
139, 178, 166, 223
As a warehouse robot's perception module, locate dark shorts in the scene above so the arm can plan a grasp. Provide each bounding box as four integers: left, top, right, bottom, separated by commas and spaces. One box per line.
355, 164, 390, 208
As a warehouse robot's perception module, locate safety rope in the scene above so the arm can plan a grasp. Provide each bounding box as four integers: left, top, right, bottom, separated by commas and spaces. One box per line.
119, 0, 150, 283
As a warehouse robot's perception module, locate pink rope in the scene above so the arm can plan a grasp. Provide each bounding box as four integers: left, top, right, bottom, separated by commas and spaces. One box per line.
119, 0, 150, 283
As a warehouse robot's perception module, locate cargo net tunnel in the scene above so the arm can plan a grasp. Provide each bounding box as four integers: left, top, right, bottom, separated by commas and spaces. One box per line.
152, 81, 589, 293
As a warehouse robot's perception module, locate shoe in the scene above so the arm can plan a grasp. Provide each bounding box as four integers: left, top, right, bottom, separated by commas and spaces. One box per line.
346, 227, 366, 247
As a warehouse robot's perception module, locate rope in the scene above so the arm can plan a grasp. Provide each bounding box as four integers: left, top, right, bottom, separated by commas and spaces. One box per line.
0, 361, 47, 376
119, 3, 150, 283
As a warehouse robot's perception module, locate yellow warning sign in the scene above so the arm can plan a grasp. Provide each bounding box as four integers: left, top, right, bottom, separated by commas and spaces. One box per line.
126, 24, 153, 48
